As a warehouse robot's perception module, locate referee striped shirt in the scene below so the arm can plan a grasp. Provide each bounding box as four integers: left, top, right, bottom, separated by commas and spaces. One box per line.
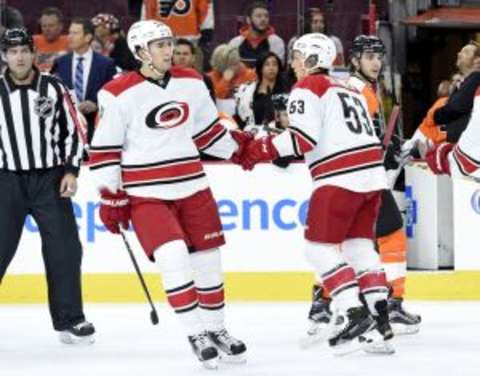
0, 68, 84, 175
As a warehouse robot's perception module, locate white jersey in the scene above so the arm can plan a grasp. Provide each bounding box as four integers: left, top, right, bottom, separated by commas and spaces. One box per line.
448, 90, 480, 179
272, 73, 388, 193
89, 67, 238, 199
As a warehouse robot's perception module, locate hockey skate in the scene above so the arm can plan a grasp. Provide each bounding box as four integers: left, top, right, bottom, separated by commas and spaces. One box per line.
328, 305, 394, 356
300, 286, 334, 348
59, 321, 95, 345
388, 297, 421, 335
362, 300, 395, 355
188, 332, 219, 369
207, 328, 247, 364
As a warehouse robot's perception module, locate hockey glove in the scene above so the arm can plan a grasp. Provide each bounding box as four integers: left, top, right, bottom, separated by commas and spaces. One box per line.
425, 142, 454, 175
230, 130, 254, 165
99, 189, 131, 234
241, 135, 279, 171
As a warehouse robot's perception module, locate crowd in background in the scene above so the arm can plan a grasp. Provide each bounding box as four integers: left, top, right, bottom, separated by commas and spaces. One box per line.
0, 0, 475, 156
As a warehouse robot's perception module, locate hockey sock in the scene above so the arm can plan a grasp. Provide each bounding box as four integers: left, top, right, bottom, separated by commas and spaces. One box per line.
313, 273, 331, 299
377, 229, 407, 298
342, 238, 390, 315
190, 248, 225, 332
305, 241, 361, 311
154, 240, 203, 336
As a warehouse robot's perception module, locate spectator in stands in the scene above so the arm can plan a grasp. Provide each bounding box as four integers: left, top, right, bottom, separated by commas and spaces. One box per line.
207, 44, 256, 104
434, 41, 480, 142
173, 38, 215, 100
234, 51, 287, 129
52, 18, 116, 143
287, 7, 344, 66
33, 7, 68, 72
0, 5, 24, 71
229, 1, 285, 68
141, 0, 214, 70
91, 13, 137, 71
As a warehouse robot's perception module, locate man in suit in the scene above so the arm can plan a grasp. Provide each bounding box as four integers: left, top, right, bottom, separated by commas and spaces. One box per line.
52, 18, 116, 143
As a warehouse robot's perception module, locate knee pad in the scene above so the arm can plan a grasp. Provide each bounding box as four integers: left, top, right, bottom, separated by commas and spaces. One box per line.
154, 240, 193, 287
341, 238, 383, 274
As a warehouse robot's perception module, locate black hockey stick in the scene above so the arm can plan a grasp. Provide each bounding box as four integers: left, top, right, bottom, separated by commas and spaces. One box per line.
120, 230, 159, 325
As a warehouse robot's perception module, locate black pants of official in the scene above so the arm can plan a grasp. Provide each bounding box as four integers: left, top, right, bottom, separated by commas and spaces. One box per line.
0, 167, 85, 331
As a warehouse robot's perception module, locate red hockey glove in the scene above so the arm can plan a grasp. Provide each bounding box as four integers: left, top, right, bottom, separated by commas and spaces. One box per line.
241, 135, 279, 171
425, 142, 454, 175
229, 130, 254, 165
99, 189, 130, 234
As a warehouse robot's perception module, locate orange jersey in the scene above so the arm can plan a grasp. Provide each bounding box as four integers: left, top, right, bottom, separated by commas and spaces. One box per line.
207, 64, 256, 99
346, 75, 379, 117
418, 97, 448, 145
141, 0, 213, 40
33, 34, 69, 72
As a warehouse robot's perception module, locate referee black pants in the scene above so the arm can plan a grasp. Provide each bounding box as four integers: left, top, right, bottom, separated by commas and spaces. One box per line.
0, 167, 85, 331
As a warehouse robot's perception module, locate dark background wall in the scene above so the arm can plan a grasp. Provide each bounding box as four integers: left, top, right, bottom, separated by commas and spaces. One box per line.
10, 0, 372, 60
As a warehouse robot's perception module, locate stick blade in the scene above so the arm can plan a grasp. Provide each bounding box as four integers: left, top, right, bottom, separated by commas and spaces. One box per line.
150, 310, 159, 325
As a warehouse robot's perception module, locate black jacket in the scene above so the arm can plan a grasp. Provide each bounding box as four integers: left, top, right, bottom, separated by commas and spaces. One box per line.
433, 71, 480, 142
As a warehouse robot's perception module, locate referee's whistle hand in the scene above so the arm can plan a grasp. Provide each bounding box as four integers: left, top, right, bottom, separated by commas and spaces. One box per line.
60, 173, 78, 198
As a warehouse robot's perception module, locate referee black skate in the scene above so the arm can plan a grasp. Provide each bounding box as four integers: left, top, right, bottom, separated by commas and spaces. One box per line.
0, 28, 94, 344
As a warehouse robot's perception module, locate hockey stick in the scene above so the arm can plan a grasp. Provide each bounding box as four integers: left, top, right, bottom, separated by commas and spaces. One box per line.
120, 229, 159, 325
382, 104, 400, 148
66, 93, 159, 325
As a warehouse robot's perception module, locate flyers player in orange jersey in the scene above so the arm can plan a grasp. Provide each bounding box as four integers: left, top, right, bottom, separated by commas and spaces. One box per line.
141, 0, 214, 43
305, 35, 421, 343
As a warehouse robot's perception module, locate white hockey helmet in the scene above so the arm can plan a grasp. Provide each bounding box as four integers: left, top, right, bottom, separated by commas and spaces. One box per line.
292, 33, 337, 71
127, 20, 173, 61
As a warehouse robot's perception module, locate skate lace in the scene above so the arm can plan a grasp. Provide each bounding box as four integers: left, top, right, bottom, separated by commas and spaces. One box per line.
192, 332, 211, 349
214, 329, 240, 347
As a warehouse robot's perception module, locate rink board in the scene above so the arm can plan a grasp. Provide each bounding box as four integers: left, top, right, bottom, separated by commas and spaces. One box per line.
2, 164, 480, 303
2, 271, 480, 303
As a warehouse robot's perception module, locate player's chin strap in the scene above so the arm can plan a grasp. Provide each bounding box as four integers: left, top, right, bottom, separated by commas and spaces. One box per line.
143, 50, 168, 79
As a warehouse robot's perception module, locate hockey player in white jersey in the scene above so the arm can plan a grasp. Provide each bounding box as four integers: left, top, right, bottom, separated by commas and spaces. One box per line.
89, 20, 249, 369
237, 33, 394, 354
422, 87, 480, 178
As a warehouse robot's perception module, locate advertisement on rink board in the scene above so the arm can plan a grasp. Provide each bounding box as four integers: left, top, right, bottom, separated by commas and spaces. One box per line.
9, 164, 314, 274
453, 179, 480, 270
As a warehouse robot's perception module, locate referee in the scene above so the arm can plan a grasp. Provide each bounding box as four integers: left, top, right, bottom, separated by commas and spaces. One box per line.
0, 28, 95, 344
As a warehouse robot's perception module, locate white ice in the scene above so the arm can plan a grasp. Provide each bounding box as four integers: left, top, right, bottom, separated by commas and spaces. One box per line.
1, 301, 479, 376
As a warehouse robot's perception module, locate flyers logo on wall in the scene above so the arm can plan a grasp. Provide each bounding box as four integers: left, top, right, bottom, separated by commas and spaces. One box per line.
471, 189, 480, 215
159, 0, 191, 18
145, 101, 189, 129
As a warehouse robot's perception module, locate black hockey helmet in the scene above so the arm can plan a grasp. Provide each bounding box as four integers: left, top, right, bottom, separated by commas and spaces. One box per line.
1, 27, 34, 52
350, 34, 385, 56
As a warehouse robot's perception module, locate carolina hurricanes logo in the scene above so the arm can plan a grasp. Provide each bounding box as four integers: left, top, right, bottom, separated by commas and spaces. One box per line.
145, 101, 189, 129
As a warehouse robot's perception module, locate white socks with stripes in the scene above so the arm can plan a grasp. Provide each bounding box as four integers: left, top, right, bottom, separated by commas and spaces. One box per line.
342, 238, 389, 315
191, 248, 225, 332
154, 241, 225, 335
305, 241, 362, 311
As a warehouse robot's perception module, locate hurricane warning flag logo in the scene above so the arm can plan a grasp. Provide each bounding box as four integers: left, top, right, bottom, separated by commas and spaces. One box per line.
145, 101, 189, 129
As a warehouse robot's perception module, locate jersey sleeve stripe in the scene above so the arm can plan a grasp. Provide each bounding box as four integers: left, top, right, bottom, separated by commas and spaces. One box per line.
192, 117, 220, 140
453, 146, 480, 175
289, 126, 317, 147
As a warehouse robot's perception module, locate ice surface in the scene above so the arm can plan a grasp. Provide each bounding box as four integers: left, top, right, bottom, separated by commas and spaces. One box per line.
1, 301, 479, 376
